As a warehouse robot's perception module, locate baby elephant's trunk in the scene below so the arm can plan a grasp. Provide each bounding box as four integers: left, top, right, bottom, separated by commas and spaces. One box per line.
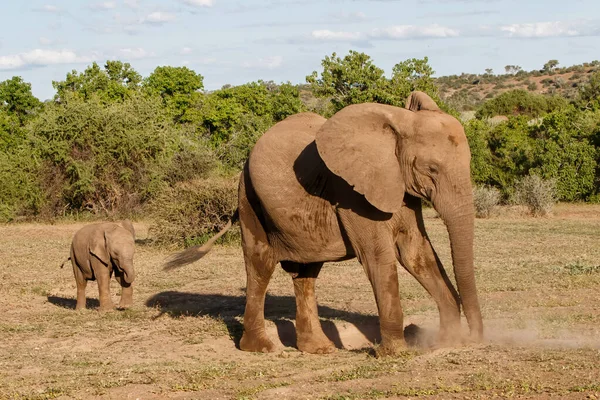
121, 263, 135, 284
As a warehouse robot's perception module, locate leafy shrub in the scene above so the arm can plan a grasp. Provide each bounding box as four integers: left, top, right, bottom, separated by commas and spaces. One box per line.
0, 145, 42, 221
27, 92, 217, 217
149, 176, 239, 248
513, 175, 557, 216
528, 108, 599, 201
199, 81, 305, 165
464, 119, 495, 185
476, 89, 568, 119
473, 185, 501, 218
445, 90, 482, 111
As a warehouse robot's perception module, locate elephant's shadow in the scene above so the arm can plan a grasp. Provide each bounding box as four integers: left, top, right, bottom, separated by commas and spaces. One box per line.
145, 291, 382, 350
47, 296, 100, 309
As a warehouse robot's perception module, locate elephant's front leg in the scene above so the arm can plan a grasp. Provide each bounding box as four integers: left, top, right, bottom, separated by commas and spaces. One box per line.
114, 272, 133, 309
282, 262, 336, 354
363, 256, 406, 356
396, 198, 461, 345
92, 259, 114, 312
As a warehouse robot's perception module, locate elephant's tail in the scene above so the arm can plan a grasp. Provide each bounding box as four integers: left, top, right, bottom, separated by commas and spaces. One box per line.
162, 209, 239, 271
59, 257, 71, 269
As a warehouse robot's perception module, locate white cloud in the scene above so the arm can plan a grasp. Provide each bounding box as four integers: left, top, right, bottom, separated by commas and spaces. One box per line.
312, 30, 363, 41
40, 4, 59, 12
123, 0, 140, 8
330, 11, 368, 23
182, 0, 214, 7
371, 24, 460, 39
500, 21, 588, 38
242, 56, 283, 70
0, 49, 97, 70
310, 24, 459, 43
140, 11, 176, 24
118, 47, 154, 59
39, 37, 54, 45
181, 47, 192, 55
91, 2, 117, 10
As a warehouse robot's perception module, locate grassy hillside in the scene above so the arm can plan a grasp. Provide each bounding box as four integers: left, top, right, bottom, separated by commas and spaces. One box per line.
437, 61, 600, 111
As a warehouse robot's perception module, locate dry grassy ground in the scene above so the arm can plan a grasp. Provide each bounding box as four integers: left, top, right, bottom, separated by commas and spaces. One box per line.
1, 204, 600, 399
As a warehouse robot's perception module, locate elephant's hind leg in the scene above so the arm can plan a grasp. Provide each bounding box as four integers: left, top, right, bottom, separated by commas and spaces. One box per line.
238, 185, 278, 352
282, 262, 335, 354
239, 241, 277, 352
72, 261, 87, 311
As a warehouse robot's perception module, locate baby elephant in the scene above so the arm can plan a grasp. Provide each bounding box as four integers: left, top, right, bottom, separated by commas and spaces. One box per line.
61, 221, 136, 311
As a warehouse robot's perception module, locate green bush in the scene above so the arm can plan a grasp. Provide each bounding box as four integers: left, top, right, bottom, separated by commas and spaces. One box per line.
0, 144, 43, 222
528, 108, 598, 201
27, 92, 217, 217
464, 119, 495, 185
475, 89, 568, 119
149, 176, 239, 248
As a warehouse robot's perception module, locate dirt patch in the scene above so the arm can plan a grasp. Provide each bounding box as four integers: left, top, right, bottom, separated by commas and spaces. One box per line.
1, 206, 600, 399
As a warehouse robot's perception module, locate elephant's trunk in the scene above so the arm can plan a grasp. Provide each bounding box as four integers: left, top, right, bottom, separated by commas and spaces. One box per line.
121, 262, 135, 284
435, 193, 483, 341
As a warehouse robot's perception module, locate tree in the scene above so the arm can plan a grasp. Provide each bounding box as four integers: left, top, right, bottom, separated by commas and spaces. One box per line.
0, 76, 42, 124
52, 61, 142, 102
485, 68, 493, 75
389, 56, 439, 105
543, 59, 559, 72
143, 66, 204, 98
307, 51, 441, 114
504, 65, 522, 75
578, 70, 600, 110
143, 66, 204, 123
306, 50, 387, 114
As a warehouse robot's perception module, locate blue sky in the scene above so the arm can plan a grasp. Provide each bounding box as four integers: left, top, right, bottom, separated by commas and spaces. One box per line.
1, 0, 599, 100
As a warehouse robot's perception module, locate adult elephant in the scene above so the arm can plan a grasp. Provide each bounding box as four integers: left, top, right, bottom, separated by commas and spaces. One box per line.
165, 92, 483, 355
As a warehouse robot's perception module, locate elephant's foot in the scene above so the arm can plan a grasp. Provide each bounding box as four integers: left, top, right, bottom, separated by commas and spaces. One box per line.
297, 333, 336, 354
239, 331, 278, 353
118, 299, 133, 309
98, 302, 115, 313
375, 338, 407, 358
436, 321, 464, 347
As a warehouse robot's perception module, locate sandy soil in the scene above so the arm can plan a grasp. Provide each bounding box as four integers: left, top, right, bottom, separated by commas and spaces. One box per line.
1, 204, 599, 399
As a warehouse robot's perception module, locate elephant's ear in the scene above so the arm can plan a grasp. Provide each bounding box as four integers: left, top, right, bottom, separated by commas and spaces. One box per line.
405, 91, 440, 112
89, 228, 111, 265
315, 103, 408, 213
119, 220, 135, 239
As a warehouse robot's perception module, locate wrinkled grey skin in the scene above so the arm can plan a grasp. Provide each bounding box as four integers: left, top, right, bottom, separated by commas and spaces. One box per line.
165, 92, 483, 355
63, 220, 136, 311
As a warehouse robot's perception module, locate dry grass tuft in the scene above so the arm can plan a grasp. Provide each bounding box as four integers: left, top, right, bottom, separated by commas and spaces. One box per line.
148, 176, 239, 248
473, 185, 501, 218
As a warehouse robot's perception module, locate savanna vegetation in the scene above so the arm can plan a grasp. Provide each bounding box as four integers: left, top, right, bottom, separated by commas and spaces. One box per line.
2, 53, 600, 244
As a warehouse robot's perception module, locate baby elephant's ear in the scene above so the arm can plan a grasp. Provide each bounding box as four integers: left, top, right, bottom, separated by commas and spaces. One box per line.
119, 220, 135, 238
405, 91, 440, 112
89, 228, 110, 265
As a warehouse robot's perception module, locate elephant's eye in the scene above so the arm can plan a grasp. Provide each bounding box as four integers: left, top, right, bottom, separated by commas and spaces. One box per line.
428, 165, 439, 175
